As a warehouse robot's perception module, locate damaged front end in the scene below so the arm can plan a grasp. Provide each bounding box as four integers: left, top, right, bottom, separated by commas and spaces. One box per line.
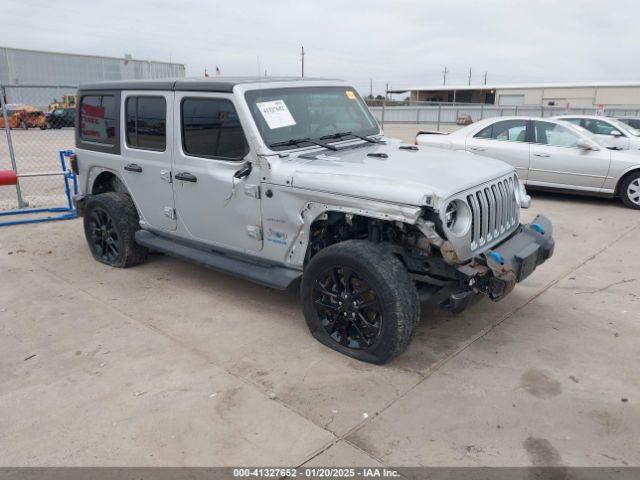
439, 214, 555, 313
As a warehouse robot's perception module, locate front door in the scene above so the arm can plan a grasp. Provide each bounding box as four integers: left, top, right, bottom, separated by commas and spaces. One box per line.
120, 91, 176, 230
171, 92, 263, 252
465, 119, 531, 180
528, 120, 611, 189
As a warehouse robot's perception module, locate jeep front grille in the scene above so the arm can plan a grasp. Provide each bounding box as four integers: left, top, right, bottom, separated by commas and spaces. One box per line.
467, 176, 518, 251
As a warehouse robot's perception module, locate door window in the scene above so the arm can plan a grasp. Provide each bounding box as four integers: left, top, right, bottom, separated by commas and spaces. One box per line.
474, 120, 528, 142
533, 121, 580, 148
580, 119, 621, 136
181, 98, 248, 160
125, 96, 166, 151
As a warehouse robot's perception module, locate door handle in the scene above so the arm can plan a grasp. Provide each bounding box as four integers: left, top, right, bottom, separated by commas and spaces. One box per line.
469, 146, 485, 151
124, 163, 143, 173
175, 172, 197, 183
533, 153, 551, 157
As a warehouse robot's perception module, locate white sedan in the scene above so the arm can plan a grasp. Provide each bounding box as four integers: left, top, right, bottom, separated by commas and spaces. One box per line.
553, 115, 640, 151
415, 116, 640, 209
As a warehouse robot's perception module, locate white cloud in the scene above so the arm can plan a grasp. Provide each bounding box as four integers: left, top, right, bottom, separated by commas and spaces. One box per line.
1, 0, 638, 95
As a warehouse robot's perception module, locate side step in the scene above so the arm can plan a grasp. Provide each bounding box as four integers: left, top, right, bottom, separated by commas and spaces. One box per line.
135, 230, 301, 290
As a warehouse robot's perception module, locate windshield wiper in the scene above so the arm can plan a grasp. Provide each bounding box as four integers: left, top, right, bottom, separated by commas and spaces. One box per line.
320, 131, 384, 144
269, 137, 338, 151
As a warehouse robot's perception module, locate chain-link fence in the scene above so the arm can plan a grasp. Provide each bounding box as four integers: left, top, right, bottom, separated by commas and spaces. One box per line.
1, 85, 77, 211
368, 101, 640, 129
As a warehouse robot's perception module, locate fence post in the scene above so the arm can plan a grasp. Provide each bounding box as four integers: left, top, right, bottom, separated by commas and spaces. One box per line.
514, 105, 518, 116
480, 104, 484, 120
436, 105, 441, 131
381, 97, 386, 129
0, 86, 25, 208
416, 108, 420, 124
540, 106, 544, 118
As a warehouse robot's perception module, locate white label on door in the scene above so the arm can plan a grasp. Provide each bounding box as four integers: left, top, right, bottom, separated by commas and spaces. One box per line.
256, 100, 296, 129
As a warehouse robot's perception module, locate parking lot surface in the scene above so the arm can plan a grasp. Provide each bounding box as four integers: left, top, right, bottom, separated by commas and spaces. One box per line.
1, 125, 639, 468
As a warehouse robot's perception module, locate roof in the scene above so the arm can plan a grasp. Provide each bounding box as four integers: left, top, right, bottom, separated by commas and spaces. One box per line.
1, 45, 184, 67
78, 76, 340, 93
388, 81, 640, 94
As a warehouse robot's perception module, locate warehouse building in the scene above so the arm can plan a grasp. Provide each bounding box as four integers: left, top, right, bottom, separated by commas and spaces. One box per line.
0, 46, 185, 107
390, 82, 640, 108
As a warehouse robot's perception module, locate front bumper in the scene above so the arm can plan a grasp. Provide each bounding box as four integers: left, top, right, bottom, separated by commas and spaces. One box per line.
443, 215, 554, 311
481, 214, 554, 299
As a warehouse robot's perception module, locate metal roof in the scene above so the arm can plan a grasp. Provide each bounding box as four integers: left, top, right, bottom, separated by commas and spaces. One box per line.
388, 81, 640, 94
79, 76, 339, 92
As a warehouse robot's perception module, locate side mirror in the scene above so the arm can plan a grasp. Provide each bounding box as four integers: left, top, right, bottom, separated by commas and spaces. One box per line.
611, 130, 623, 137
577, 138, 600, 151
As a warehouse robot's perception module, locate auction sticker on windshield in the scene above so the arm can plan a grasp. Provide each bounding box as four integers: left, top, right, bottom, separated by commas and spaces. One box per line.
345, 90, 357, 100
256, 100, 296, 129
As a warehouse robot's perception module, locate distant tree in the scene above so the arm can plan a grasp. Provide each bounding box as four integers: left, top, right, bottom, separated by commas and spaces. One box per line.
375, 95, 384, 100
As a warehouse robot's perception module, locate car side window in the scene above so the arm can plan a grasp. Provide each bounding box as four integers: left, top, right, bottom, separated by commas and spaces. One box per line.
533, 121, 580, 148
181, 98, 248, 160
125, 96, 166, 151
474, 120, 528, 142
582, 119, 620, 136
80, 95, 116, 145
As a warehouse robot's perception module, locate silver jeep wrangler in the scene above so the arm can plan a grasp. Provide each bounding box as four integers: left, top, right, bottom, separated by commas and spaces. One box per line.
73, 77, 554, 364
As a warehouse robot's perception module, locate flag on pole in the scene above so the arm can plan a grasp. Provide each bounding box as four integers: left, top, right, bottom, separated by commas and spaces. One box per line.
215, 66, 221, 76
204, 68, 209, 78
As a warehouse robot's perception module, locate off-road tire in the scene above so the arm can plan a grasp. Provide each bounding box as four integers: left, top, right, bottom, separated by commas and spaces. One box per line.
83, 192, 148, 268
620, 172, 640, 210
301, 240, 420, 364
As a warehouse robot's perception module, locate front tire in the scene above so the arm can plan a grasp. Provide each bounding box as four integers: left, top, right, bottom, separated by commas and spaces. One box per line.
301, 240, 419, 364
83, 192, 148, 267
620, 172, 640, 210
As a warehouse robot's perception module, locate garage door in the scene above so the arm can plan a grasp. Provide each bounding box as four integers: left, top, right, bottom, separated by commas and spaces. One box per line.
499, 94, 525, 106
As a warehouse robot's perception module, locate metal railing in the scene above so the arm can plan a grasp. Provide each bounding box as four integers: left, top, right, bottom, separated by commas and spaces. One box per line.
368, 100, 640, 130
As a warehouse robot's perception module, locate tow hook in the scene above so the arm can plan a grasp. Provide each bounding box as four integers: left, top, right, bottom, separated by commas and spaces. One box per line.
439, 290, 475, 314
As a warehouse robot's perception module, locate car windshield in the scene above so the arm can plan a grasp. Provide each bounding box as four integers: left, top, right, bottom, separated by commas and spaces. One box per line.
610, 118, 640, 137
244, 86, 379, 150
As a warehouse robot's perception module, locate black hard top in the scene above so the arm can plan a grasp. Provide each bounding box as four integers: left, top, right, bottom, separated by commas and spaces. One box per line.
78, 76, 340, 92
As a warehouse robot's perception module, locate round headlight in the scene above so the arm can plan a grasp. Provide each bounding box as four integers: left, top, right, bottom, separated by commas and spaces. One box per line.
443, 199, 471, 236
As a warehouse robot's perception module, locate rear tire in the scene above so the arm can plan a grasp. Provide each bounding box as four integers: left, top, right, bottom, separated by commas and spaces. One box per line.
83, 192, 148, 268
620, 172, 640, 210
301, 240, 419, 364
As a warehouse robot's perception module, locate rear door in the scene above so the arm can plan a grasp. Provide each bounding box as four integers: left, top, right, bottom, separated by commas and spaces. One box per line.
465, 119, 531, 180
171, 92, 263, 252
120, 91, 176, 230
528, 120, 610, 189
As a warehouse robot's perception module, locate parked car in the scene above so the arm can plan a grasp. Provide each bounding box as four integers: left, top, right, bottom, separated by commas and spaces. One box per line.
46, 108, 75, 128
73, 78, 554, 364
617, 117, 640, 130
416, 116, 640, 209
553, 115, 640, 151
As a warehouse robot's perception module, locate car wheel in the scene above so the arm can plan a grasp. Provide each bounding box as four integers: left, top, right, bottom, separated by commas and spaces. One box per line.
83, 192, 148, 267
301, 240, 419, 364
620, 172, 640, 210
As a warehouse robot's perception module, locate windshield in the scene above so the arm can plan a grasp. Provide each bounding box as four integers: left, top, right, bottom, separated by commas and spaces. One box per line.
610, 118, 640, 137
245, 86, 379, 150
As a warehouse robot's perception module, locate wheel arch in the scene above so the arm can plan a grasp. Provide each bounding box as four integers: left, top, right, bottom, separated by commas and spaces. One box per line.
614, 167, 640, 196
88, 168, 129, 195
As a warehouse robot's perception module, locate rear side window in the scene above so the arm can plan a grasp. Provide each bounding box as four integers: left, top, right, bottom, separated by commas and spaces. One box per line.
80, 95, 116, 145
126, 96, 166, 151
181, 98, 248, 160
474, 120, 528, 142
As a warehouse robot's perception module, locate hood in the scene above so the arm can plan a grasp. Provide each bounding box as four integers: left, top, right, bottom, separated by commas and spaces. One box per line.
286, 139, 515, 206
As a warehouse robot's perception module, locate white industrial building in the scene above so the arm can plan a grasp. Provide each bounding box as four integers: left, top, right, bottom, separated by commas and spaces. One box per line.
389, 82, 640, 107
0, 46, 185, 107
